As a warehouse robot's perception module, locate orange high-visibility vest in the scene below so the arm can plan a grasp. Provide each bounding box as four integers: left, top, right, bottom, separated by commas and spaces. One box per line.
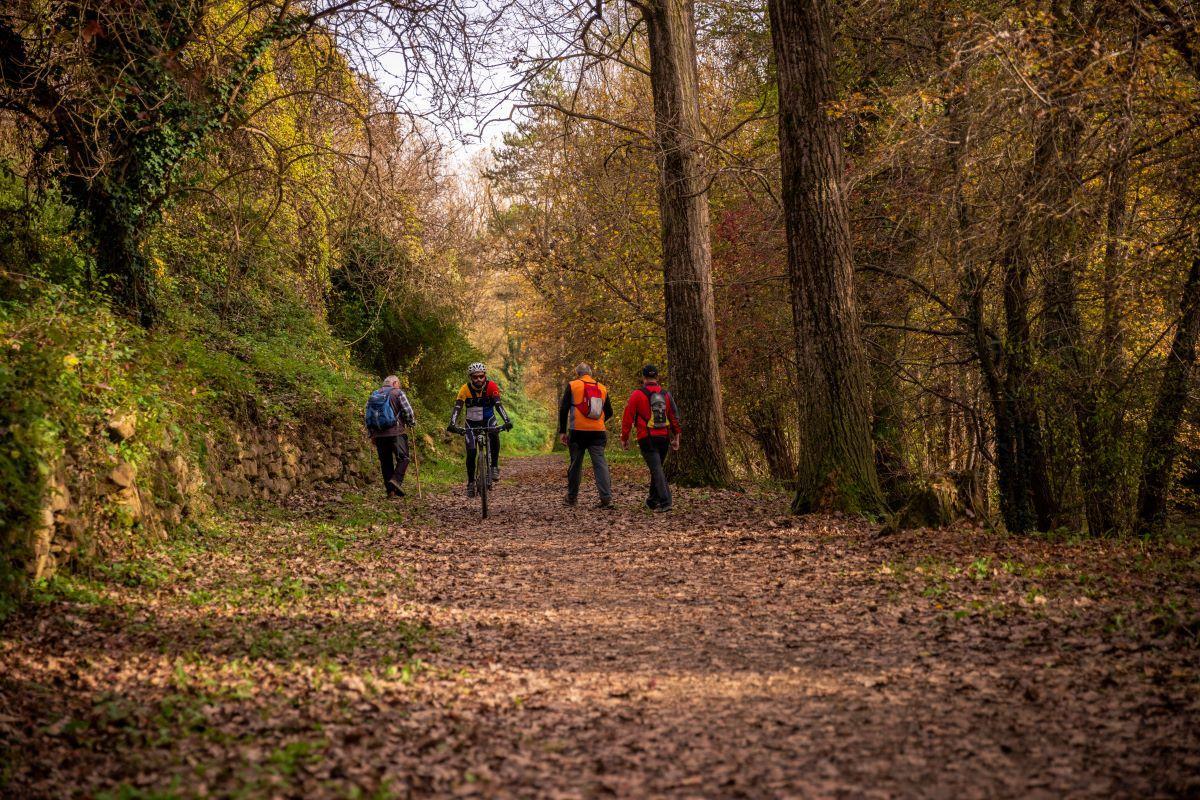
568, 378, 608, 432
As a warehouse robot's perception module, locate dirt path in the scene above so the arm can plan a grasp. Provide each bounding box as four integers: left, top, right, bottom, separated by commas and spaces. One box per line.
2, 455, 1198, 798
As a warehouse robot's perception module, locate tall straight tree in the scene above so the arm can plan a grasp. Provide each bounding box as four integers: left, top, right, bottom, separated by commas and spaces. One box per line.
507, 0, 733, 485
638, 0, 733, 486
767, 0, 884, 514
1137, 255, 1200, 533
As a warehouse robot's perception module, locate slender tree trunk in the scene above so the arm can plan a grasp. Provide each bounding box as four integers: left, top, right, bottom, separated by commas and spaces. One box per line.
1101, 118, 1132, 377
1035, 103, 1093, 532
1037, 113, 1087, 531
944, 68, 1044, 534
943, 63, 1047, 534
1078, 108, 1135, 534
1083, 30, 1139, 534
1040, 11, 1141, 535
862, 226, 919, 506
1137, 254, 1200, 534
999, 235, 1053, 532
767, 0, 885, 515
958, 390, 990, 519
749, 401, 797, 487
969, 0, 1107, 534
942, 69, 1004, 528
641, 0, 732, 486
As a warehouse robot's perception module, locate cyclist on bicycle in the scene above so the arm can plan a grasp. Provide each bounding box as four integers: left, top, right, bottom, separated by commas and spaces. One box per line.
446, 362, 513, 497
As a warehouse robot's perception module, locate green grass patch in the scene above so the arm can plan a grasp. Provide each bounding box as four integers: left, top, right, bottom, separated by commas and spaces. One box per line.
268, 738, 326, 776
966, 556, 992, 581
30, 574, 111, 606
92, 557, 171, 589
95, 783, 184, 800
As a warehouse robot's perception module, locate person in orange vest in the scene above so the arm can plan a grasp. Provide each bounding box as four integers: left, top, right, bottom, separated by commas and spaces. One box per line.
558, 363, 615, 508
620, 364, 681, 512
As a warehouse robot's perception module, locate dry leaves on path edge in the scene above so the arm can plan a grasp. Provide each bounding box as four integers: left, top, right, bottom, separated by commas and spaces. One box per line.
2, 456, 1198, 798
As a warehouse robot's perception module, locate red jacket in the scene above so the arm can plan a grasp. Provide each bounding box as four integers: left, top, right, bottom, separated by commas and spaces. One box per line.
621, 383, 681, 441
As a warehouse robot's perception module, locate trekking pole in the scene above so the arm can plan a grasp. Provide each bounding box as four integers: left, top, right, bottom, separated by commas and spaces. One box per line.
412, 428, 423, 499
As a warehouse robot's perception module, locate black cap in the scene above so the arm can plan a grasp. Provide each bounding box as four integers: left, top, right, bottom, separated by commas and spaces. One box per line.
642, 364, 659, 378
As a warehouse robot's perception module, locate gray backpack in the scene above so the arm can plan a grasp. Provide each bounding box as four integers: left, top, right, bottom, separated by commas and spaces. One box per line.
642, 387, 670, 430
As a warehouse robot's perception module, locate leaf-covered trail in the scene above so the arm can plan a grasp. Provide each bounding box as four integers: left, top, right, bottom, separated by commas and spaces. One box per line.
2, 455, 1198, 798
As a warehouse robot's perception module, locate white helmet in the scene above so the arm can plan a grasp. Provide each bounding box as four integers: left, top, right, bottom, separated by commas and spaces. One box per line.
467, 362, 487, 377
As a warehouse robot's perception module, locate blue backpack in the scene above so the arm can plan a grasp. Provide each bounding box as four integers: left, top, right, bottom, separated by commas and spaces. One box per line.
364, 388, 398, 430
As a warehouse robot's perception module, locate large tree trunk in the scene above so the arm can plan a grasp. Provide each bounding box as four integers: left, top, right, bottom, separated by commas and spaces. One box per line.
1137, 254, 1200, 534
0, 15, 159, 326
767, 0, 885, 515
641, 0, 732, 486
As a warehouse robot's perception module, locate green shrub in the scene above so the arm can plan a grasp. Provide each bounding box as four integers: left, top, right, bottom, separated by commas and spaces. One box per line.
0, 274, 382, 610
493, 377, 552, 454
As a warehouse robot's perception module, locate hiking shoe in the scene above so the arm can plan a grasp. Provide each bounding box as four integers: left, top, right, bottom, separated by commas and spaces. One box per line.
490, 466, 501, 482
387, 478, 405, 497
654, 504, 673, 513
466, 482, 476, 498
597, 498, 615, 510
563, 494, 577, 507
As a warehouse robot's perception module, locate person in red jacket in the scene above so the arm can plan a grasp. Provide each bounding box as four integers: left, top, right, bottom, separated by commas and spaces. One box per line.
621, 364, 681, 512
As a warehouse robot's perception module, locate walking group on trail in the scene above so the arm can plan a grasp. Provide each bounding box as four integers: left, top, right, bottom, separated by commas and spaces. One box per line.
364, 361, 681, 511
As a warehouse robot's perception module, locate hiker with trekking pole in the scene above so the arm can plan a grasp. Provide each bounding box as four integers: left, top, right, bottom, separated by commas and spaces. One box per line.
364, 375, 416, 499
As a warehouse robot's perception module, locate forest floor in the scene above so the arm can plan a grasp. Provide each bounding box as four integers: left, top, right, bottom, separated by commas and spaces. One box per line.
2, 455, 1199, 798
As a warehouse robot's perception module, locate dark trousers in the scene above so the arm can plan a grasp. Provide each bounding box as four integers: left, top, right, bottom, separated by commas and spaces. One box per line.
567, 430, 612, 500
465, 425, 500, 483
374, 434, 410, 493
639, 436, 672, 508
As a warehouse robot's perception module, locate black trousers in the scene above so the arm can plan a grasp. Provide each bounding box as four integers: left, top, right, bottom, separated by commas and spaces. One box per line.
465, 425, 500, 483
374, 434, 410, 493
639, 436, 672, 508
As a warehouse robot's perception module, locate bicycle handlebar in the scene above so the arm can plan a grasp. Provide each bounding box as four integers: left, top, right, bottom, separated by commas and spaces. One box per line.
453, 424, 504, 435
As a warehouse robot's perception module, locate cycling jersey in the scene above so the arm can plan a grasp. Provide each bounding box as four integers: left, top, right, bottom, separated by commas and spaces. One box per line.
456, 380, 502, 425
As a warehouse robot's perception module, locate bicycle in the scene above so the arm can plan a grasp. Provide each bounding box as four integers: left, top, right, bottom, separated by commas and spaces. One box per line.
452, 424, 503, 519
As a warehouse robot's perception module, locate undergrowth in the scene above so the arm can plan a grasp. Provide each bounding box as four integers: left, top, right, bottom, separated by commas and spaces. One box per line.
0, 178, 551, 614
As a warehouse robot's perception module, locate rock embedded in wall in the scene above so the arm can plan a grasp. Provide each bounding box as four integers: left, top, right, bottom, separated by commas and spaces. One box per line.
107, 412, 137, 443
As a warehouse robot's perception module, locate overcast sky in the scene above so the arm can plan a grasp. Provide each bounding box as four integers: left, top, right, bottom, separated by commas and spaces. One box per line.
365, 32, 521, 182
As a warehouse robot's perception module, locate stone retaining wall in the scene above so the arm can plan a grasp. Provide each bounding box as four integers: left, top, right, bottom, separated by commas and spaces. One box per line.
25, 415, 372, 581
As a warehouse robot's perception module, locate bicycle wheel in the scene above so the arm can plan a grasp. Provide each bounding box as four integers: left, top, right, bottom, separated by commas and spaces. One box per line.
477, 439, 489, 519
